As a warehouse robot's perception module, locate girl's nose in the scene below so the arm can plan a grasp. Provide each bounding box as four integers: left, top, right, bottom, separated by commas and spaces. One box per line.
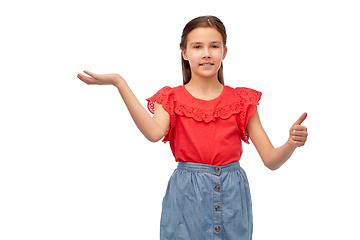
202, 48, 211, 58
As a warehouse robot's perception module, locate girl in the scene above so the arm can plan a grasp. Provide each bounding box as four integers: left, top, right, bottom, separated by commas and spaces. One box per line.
77, 16, 308, 240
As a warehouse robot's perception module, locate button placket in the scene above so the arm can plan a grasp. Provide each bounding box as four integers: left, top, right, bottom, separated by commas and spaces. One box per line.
213, 167, 222, 239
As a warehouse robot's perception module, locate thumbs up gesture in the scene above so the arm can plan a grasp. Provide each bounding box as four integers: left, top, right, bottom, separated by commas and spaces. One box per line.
289, 113, 308, 147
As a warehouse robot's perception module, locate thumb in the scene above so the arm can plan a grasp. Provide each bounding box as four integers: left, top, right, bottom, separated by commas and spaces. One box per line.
293, 112, 307, 126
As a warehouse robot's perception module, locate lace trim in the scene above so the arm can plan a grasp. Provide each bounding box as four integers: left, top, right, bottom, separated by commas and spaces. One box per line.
174, 102, 245, 123
146, 87, 176, 143
147, 86, 173, 114
147, 86, 261, 143
173, 100, 257, 144
174, 87, 260, 124
236, 88, 261, 143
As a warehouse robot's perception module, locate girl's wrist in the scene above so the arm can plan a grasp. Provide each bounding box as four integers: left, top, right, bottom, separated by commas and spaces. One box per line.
286, 138, 298, 150
114, 75, 126, 89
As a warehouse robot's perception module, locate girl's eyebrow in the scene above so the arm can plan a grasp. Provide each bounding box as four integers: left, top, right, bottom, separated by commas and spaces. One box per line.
189, 41, 222, 45
189, 42, 203, 46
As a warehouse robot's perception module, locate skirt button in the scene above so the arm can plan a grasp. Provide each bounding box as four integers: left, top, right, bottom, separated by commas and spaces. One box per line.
215, 186, 220, 191
214, 167, 220, 173
215, 226, 221, 232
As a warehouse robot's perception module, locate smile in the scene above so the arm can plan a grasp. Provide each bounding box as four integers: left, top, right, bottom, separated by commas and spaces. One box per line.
200, 63, 214, 66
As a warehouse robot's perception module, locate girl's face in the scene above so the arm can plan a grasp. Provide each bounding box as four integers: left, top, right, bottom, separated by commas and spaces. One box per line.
182, 27, 227, 81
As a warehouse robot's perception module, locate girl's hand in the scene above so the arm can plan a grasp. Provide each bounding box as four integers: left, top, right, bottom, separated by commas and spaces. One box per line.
77, 70, 123, 86
288, 112, 308, 147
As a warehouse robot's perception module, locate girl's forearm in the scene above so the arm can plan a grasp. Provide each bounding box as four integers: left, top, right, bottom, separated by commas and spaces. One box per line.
114, 79, 165, 142
264, 141, 297, 170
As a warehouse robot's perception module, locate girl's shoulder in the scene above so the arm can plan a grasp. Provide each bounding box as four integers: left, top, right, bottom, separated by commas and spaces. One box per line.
226, 85, 261, 94
149, 85, 262, 104
146, 86, 181, 114
150, 85, 182, 96
224, 86, 262, 103
147, 85, 262, 114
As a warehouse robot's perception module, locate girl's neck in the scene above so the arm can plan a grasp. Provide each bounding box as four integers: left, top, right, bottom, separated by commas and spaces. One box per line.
185, 74, 224, 100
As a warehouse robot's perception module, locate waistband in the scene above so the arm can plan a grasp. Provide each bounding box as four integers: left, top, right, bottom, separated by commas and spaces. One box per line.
177, 161, 241, 175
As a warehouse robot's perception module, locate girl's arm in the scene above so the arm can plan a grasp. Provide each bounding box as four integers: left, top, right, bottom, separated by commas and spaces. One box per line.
247, 111, 308, 170
77, 71, 170, 142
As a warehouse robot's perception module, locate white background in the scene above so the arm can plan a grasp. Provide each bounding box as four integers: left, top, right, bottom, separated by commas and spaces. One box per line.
1, 0, 359, 239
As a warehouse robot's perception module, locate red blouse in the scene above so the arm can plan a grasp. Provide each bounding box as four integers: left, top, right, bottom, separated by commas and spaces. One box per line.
146, 85, 261, 166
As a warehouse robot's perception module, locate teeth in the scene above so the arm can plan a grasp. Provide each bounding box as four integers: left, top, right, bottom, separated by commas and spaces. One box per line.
202, 64, 212, 66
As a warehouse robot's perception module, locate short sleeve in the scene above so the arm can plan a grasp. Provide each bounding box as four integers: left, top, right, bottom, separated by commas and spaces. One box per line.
235, 87, 262, 144
146, 86, 176, 143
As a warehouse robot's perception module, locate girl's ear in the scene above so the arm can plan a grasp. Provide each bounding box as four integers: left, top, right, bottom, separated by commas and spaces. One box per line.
222, 46, 228, 60
182, 49, 189, 61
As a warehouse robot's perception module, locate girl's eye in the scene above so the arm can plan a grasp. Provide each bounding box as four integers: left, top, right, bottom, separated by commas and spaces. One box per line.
212, 45, 219, 48
194, 45, 201, 49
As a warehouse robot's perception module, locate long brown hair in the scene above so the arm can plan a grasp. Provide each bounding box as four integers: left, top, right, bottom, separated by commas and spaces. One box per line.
180, 16, 227, 85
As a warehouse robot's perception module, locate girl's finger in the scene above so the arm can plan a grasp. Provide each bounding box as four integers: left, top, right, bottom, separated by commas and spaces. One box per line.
293, 125, 307, 130
77, 73, 90, 81
295, 142, 305, 147
292, 135, 306, 141
84, 70, 97, 78
77, 73, 96, 84
291, 138, 306, 147
292, 130, 308, 137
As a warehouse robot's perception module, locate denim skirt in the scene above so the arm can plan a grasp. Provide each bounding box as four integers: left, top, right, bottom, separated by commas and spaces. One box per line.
160, 161, 253, 240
